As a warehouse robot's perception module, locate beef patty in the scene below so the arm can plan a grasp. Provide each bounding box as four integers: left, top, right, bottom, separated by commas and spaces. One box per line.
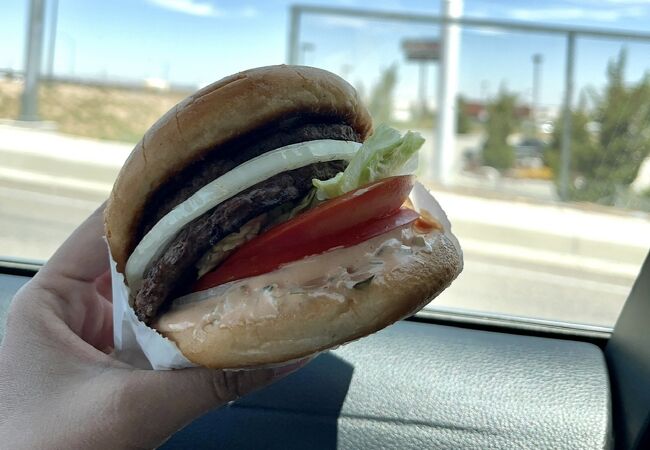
132, 121, 362, 323
138, 120, 361, 243
134, 160, 345, 323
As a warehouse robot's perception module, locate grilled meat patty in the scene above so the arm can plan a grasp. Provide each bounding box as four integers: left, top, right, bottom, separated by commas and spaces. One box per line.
132, 121, 361, 323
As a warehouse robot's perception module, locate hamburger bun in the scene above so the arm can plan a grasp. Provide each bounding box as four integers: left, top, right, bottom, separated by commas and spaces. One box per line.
104, 64, 462, 370
105, 65, 372, 272
159, 232, 461, 368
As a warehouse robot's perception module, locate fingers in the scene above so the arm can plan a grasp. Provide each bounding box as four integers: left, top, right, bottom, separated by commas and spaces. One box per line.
43, 202, 109, 283
117, 360, 310, 448
11, 202, 114, 354
95, 270, 113, 303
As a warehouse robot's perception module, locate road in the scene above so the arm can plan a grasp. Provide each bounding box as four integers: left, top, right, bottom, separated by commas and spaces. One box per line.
0, 181, 633, 328
431, 249, 629, 327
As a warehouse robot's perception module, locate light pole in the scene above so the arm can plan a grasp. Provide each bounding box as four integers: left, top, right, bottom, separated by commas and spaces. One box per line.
434, 0, 463, 185
300, 42, 315, 65
532, 53, 543, 134
20, 0, 46, 121
46, 0, 58, 80
419, 62, 428, 116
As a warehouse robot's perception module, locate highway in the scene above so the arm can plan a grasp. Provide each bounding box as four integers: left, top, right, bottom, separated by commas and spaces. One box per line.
0, 181, 634, 328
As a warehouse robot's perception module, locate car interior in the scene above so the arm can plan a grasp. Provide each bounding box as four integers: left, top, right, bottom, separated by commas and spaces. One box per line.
2, 253, 649, 448
3, 1, 650, 449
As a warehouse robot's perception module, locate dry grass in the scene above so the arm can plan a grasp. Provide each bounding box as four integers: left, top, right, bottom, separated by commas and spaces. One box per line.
0, 80, 190, 143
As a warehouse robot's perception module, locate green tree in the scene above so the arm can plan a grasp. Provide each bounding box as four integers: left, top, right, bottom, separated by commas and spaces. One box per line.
457, 95, 471, 134
368, 64, 397, 124
482, 89, 519, 170
545, 102, 599, 200
595, 51, 650, 195
549, 50, 650, 204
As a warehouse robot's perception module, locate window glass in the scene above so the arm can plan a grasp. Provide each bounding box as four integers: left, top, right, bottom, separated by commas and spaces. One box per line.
2, 0, 649, 327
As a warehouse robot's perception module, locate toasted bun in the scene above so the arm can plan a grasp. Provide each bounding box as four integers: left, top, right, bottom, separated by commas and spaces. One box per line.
105, 65, 373, 272
159, 232, 462, 369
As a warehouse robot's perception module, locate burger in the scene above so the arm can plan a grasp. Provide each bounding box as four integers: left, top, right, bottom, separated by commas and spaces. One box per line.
105, 65, 463, 369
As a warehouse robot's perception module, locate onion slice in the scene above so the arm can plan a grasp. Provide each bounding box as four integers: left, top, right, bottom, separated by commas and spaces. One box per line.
125, 139, 362, 290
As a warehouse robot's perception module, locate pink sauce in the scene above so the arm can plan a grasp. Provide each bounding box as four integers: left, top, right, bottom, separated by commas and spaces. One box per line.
155, 224, 436, 334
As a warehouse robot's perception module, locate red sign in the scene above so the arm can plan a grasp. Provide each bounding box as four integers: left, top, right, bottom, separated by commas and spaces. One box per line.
402, 39, 440, 61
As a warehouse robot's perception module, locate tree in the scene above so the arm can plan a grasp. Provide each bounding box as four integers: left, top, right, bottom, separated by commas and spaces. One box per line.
367, 64, 397, 124
548, 49, 650, 204
545, 102, 599, 200
482, 89, 519, 170
595, 51, 650, 195
457, 95, 471, 134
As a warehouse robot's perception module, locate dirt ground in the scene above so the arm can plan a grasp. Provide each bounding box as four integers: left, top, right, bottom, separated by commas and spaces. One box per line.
0, 79, 190, 143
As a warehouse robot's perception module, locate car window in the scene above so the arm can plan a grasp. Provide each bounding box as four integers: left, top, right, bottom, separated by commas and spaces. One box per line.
2, 0, 649, 328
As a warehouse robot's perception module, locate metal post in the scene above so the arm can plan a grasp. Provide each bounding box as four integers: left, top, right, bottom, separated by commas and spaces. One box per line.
418, 62, 428, 115
46, 0, 58, 80
300, 42, 315, 65
559, 33, 576, 201
532, 53, 542, 133
433, 0, 463, 185
20, 0, 46, 121
287, 6, 301, 65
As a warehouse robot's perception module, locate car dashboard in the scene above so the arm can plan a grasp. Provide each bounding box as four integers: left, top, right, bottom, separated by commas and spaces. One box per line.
0, 270, 612, 449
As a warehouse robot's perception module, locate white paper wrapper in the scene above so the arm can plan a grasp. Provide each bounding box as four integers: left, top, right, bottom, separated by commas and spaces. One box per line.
110, 181, 460, 371
110, 248, 197, 370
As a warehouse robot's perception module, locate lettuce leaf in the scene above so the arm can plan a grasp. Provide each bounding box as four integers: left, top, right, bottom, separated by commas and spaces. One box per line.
313, 124, 425, 200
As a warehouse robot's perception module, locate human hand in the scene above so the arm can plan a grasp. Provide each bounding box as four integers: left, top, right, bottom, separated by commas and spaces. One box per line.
0, 204, 307, 449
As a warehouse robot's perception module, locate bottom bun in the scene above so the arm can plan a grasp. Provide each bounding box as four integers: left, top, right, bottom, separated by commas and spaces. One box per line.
158, 231, 462, 369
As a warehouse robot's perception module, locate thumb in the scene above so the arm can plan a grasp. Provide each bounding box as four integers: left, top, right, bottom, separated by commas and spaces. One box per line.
117, 361, 308, 448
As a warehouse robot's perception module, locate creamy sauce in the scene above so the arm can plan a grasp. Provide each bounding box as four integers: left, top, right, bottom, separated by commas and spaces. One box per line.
155, 224, 435, 335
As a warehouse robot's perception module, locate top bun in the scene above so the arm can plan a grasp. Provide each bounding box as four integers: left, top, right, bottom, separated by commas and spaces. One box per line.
105, 65, 373, 272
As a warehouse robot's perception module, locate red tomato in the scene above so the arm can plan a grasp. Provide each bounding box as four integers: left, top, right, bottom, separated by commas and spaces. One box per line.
192, 175, 417, 291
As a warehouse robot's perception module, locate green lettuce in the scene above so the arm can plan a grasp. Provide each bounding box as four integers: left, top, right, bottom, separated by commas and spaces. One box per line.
313, 124, 425, 200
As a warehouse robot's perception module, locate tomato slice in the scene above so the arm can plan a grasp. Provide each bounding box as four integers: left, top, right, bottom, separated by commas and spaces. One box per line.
192, 175, 416, 291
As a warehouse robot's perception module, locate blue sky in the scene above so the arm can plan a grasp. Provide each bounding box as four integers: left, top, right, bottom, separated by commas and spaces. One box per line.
2, 0, 650, 111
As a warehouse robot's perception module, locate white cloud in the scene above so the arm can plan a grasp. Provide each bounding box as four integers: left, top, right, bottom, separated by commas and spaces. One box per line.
147, 0, 260, 18
508, 6, 645, 22
146, 0, 222, 17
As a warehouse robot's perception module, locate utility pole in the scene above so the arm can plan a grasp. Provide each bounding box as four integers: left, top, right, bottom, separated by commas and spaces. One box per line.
419, 62, 428, 116
532, 53, 543, 134
20, 0, 46, 121
433, 0, 463, 185
46, 0, 58, 80
287, 6, 300, 65
300, 42, 315, 65
559, 33, 576, 201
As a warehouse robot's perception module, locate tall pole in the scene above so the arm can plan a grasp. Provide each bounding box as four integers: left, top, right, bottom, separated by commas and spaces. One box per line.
287, 6, 300, 64
559, 33, 576, 201
532, 53, 542, 134
300, 42, 315, 65
20, 0, 46, 121
46, 0, 58, 80
433, 0, 463, 185
419, 62, 428, 116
